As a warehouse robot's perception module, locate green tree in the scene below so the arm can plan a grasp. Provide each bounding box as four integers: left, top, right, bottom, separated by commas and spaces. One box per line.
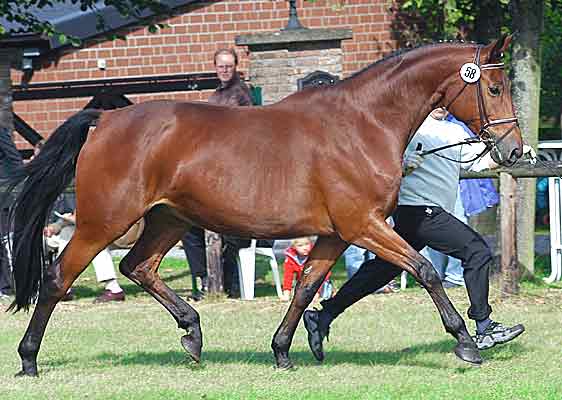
540, 1, 562, 135
511, 0, 544, 276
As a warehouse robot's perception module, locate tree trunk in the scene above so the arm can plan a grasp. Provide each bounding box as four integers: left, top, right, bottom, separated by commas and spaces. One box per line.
204, 230, 223, 294
500, 172, 519, 295
511, 0, 544, 277
465, 1, 505, 254
473, 0, 504, 43
0, 50, 15, 132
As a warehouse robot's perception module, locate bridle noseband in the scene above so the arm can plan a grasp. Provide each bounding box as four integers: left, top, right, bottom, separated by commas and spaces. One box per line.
445, 45, 519, 163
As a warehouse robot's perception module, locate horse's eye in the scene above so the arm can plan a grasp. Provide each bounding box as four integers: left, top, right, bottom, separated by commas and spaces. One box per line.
488, 85, 502, 97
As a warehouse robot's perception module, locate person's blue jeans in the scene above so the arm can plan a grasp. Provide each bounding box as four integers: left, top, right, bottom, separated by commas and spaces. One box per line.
421, 247, 464, 286
344, 245, 374, 279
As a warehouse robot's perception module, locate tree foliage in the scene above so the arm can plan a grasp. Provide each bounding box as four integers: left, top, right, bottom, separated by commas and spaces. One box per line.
392, 0, 474, 44
392, 0, 562, 136
541, 1, 562, 131
391, 0, 512, 45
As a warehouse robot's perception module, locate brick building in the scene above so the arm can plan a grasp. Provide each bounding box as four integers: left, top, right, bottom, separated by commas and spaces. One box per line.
8, 0, 397, 149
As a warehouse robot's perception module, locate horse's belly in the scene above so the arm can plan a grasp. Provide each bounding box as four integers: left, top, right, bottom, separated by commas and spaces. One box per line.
156, 198, 334, 239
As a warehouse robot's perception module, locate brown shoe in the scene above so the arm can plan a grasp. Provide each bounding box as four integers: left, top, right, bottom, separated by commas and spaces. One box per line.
93, 290, 125, 303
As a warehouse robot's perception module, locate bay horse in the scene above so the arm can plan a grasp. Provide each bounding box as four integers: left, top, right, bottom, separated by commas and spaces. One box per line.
5, 35, 522, 377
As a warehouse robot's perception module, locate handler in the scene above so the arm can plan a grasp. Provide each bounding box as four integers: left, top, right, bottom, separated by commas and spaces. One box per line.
182, 48, 253, 299
304, 108, 535, 360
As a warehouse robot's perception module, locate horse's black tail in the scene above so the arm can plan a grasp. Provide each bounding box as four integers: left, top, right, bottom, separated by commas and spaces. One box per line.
4, 109, 102, 312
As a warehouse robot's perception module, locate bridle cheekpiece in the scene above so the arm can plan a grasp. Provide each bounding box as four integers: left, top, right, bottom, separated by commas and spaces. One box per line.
445, 45, 519, 163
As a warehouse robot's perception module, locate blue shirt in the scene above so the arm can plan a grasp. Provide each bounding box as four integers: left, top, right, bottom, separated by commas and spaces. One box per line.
446, 115, 499, 216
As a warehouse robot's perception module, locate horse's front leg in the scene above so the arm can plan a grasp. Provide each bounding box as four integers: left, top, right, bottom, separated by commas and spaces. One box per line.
16, 235, 105, 377
271, 236, 347, 369
355, 220, 481, 365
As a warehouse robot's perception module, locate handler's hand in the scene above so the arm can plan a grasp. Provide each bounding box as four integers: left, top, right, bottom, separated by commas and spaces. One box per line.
522, 144, 537, 165
44, 224, 59, 237
402, 151, 425, 176
62, 212, 76, 223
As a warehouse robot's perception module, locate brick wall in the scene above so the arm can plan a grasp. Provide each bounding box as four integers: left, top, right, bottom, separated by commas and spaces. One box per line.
249, 47, 344, 105
11, 0, 396, 147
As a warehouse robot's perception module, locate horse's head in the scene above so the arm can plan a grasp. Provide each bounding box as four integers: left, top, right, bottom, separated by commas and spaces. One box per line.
444, 35, 523, 166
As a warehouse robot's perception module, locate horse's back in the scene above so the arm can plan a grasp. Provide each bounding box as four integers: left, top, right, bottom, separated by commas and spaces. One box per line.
76, 100, 337, 237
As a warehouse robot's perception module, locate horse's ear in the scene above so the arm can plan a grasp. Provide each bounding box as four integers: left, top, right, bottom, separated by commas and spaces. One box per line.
487, 34, 512, 63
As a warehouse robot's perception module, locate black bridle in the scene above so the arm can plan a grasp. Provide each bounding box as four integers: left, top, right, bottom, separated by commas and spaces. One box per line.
427, 45, 520, 164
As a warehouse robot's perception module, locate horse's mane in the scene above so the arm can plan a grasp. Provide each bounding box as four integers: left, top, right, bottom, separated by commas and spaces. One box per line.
282, 40, 478, 104
341, 40, 478, 83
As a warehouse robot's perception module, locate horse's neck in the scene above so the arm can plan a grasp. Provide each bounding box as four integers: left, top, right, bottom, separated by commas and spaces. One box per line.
350, 46, 474, 145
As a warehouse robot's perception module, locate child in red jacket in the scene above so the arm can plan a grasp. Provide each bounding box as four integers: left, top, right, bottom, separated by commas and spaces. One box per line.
281, 237, 332, 302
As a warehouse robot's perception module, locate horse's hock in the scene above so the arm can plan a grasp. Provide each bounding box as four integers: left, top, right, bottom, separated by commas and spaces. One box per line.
236, 28, 352, 105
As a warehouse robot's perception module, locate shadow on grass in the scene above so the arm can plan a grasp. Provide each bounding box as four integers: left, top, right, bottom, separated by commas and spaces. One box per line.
79, 340, 526, 371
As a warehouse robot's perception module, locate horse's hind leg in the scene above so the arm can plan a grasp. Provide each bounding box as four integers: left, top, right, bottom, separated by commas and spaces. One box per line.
118, 205, 202, 362
354, 219, 481, 365
271, 235, 347, 369
16, 234, 110, 376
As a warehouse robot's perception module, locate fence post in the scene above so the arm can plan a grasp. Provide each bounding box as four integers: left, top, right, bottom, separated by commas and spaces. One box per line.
205, 230, 223, 294
499, 172, 519, 295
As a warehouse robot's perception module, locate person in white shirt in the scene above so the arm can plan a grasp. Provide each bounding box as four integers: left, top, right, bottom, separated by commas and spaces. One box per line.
44, 210, 125, 303
303, 108, 534, 361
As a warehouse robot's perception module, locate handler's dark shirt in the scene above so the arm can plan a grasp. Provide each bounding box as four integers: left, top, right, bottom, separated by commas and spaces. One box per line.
208, 72, 253, 106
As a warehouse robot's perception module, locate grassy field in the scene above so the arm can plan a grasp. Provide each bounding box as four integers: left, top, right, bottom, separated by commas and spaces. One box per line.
1, 255, 562, 400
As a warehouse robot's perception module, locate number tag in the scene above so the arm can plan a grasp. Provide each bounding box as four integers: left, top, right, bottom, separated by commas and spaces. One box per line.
459, 63, 481, 83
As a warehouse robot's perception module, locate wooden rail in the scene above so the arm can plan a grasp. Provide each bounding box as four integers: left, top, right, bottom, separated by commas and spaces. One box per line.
460, 160, 561, 294
461, 160, 562, 179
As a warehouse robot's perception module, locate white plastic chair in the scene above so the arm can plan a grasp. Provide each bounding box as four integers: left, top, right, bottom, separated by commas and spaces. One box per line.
537, 144, 562, 283
400, 270, 408, 290
546, 177, 562, 283
237, 240, 283, 300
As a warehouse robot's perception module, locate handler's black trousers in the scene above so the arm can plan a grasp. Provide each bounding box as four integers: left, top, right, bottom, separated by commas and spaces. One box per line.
322, 205, 493, 322
181, 227, 240, 295
181, 227, 208, 279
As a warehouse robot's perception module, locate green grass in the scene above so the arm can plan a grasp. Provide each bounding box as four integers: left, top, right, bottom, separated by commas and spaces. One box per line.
1, 256, 562, 399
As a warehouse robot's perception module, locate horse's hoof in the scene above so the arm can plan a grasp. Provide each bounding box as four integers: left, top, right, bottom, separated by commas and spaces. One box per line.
272, 347, 294, 370
15, 369, 38, 378
454, 342, 482, 365
275, 358, 294, 370
181, 335, 202, 363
